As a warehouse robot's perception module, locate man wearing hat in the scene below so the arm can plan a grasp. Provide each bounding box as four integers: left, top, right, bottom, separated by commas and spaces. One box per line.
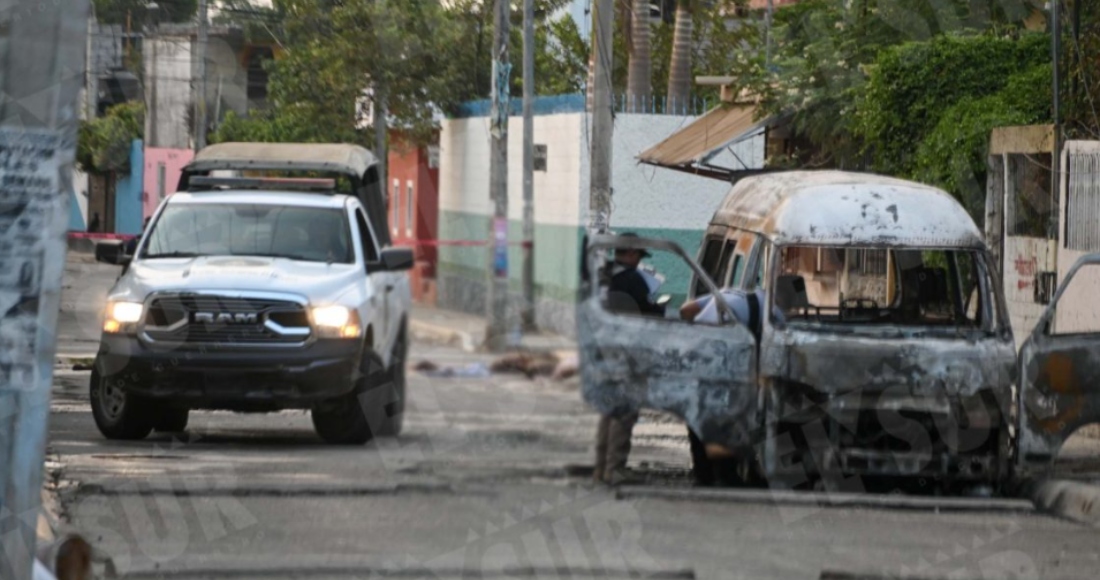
593, 232, 665, 485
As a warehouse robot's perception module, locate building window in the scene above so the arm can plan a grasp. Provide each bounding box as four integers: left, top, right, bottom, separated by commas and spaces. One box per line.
392, 179, 400, 236
1066, 151, 1100, 251
247, 47, 274, 104
534, 144, 548, 172
157, 162, 167, 200
406, 180, 414, 237
427, 145, 440, 169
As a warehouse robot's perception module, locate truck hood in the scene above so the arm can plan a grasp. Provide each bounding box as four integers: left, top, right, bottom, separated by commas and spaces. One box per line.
114, 256, 363, 304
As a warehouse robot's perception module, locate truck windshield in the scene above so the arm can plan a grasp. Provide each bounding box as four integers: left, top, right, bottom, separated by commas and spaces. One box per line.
141, 203, 354, 264
773, 246, 993, 331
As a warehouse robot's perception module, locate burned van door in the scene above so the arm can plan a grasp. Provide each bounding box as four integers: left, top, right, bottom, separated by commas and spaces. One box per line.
578, 234, 759, 450
1017, 254, 1100, 472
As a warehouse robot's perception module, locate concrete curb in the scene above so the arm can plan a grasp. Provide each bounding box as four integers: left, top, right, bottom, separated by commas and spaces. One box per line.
616, 486, 1036, 514
409, 319, 479, 352
1028, 479, 1100, 527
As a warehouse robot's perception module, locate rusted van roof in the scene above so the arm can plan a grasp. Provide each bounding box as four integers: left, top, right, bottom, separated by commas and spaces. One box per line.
711, 171, 985, 248
187, 143, 377, 177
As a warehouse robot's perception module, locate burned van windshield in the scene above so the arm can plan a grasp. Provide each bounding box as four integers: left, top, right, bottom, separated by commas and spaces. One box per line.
774, 246, 989, 329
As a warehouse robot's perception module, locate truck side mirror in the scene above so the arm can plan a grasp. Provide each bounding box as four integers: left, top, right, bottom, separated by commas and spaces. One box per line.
95, 241, 131, 267
378, 247, 414, 271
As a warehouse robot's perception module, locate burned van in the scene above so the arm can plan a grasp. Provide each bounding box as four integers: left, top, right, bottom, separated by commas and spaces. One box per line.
579, 171, 1022, 489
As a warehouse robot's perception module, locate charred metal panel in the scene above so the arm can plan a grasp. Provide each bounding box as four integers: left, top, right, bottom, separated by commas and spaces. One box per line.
578, 234, 759, 449
780, 331, 1015, 399
578, 300, 758, 447
1017, 254, 1100, 471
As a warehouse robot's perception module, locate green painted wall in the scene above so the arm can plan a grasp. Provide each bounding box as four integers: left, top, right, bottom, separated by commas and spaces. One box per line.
437, 209, 707, 310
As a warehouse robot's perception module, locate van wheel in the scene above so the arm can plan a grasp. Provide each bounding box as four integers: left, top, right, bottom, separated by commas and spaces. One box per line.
90, 367, 154, 440
153, 407, 189, 433
688, 429, 717, 486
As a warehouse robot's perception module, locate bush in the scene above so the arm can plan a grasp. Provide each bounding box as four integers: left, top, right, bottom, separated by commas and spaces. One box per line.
911, 62, 1051, 219
857, 32, 1049, 176
76, 102, 144, 174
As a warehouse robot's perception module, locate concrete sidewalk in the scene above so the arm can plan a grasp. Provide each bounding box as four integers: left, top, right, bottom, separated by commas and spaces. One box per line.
410, 304, 576, 355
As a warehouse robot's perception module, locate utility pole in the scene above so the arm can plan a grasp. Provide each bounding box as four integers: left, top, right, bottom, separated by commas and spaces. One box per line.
85, 10, 96, 121
1051, 0, 1061, 240
485, 0, 511, 351
373, 85, 387, 217
589, 0, 614, 233
0, 0, 92, 577
194, 0, 209, 152
765, 0, 774, 70
521, 0, 536, 331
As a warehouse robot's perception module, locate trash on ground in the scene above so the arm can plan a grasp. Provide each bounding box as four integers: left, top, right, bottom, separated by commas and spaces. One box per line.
414, 361, 491, 378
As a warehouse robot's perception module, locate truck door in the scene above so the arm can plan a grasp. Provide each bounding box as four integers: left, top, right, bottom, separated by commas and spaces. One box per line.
354, 208, 390, 357
1017, 254, 1100, 472
578, 234, 759, 450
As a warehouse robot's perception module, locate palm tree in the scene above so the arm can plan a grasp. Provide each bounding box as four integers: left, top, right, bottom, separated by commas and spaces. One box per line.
666, 0, 693, 115
626, 0, 652, 112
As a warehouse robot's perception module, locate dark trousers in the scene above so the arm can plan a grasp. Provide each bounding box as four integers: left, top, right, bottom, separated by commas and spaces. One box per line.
594, 411, 639, 482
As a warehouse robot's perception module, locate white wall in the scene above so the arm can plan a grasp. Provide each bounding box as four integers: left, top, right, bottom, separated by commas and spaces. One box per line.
145, 37, 193, 149
439, 113, 583, 227
1003, 236, 1057, 348
205, 35, 249, 119
440, 110, 767, 233
578, 113, 758, 232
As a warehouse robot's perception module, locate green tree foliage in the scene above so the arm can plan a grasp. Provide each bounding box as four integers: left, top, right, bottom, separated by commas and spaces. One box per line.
858, 33, 1050, 177
94, 0, 197, 24
215, 0, 580, 147
77, 102, 145, 174
736, 0, 1044, 168
1064, 0, 1100, 139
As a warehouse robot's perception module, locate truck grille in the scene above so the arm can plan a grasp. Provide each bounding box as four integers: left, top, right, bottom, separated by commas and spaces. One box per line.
143, 294, 311, 345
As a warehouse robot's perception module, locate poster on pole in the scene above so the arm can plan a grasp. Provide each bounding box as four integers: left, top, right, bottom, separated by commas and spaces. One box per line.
0, 127, 62, 392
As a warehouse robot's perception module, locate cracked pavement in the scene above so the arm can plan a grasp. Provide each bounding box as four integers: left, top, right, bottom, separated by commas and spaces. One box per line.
46, 260, 1100, 579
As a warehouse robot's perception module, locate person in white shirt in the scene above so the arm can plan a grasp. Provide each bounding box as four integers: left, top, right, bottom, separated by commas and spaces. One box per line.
679, 287, 783, 335
677, 287, 780, 487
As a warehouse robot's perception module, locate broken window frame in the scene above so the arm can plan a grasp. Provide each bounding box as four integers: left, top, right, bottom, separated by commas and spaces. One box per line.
764, 244, 1005, 339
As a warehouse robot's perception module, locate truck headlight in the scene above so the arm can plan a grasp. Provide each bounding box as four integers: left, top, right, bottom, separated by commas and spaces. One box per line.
104, 301, 144, 333
312, 306, 362, 339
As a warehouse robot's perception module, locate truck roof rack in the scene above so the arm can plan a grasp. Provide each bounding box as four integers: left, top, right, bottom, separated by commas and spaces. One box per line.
187, 176, 338, 193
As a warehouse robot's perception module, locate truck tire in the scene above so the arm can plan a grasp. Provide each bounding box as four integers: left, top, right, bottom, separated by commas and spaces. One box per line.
90, 367, 154, 440
373, 323, 408, 437
153, 407, 189, 433
312, 350, 391, 445
312, 387, 374, 445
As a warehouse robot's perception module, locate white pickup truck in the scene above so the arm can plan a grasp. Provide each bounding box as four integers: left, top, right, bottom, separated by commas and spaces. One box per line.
91, 143, 412, 444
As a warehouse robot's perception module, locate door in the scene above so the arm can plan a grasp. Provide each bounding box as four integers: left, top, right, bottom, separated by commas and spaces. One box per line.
1017, 253, 1100, 472
578, 234, 759, 449
355, 208, 390, 357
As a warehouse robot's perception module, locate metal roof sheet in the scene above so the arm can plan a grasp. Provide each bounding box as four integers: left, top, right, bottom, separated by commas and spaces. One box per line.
637, 103, 759, 176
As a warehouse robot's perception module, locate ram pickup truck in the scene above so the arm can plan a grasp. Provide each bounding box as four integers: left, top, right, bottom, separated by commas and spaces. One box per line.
91, 143, 413, 444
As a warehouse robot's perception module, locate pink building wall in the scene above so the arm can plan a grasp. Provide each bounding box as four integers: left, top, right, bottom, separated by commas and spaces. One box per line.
143, 147, 194, 219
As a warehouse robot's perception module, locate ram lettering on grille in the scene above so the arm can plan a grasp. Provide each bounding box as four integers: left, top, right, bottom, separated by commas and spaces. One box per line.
194, 312, 260, 324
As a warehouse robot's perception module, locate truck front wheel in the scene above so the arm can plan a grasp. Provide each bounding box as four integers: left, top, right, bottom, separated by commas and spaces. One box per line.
90, 367, 154, 440
312, 349, 402, 445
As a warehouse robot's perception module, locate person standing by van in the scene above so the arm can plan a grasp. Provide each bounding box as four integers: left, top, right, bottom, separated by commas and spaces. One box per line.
594, 233, 665, 485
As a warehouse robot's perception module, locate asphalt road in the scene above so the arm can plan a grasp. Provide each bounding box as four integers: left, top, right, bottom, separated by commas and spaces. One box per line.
47, 259, 1100, 580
